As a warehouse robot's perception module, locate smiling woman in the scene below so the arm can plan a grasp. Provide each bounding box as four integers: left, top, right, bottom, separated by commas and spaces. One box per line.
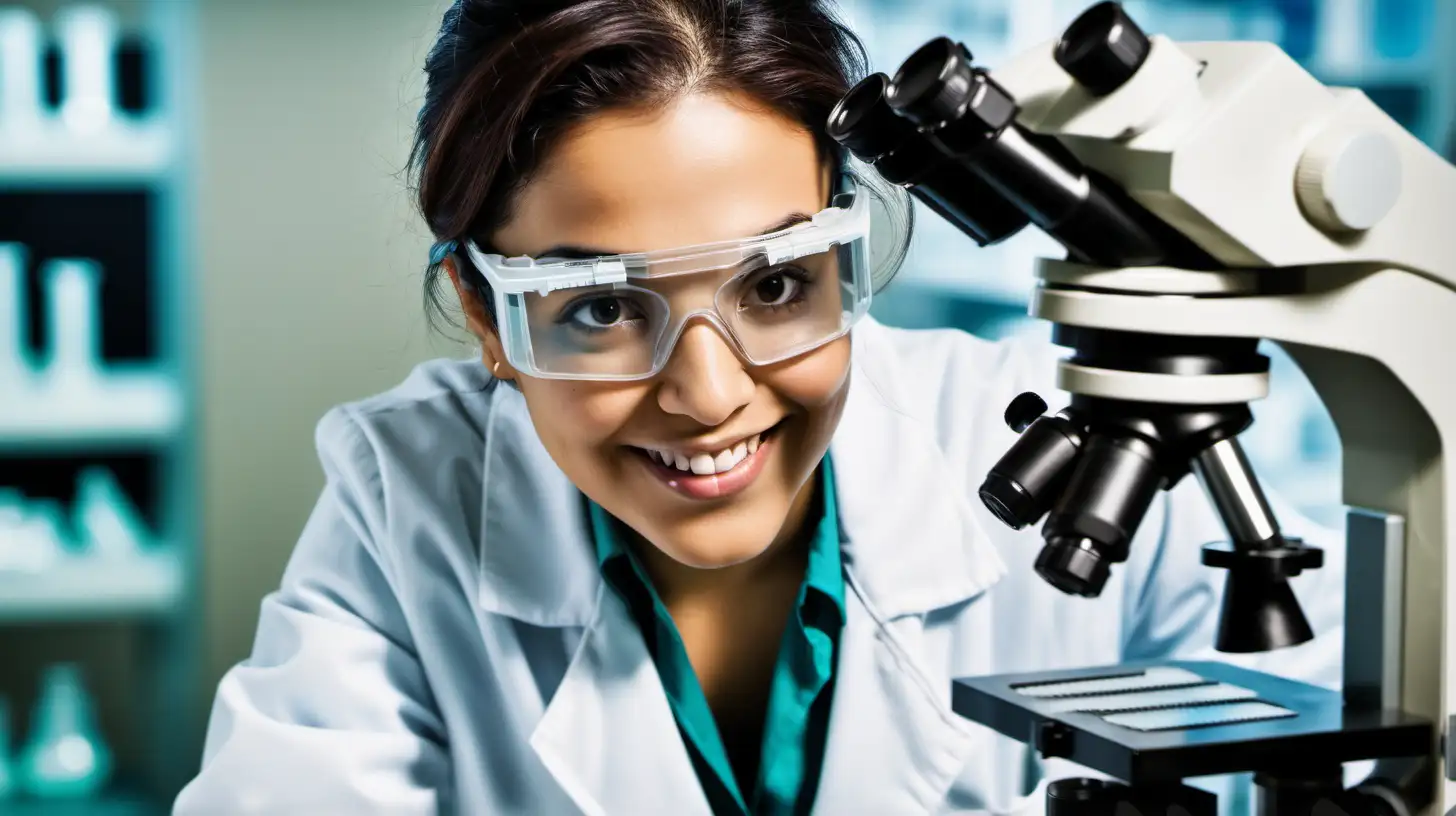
175, 1, 1350, 814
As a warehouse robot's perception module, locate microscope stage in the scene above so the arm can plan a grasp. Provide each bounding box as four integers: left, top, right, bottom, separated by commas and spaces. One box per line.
952, 660, 1432, 785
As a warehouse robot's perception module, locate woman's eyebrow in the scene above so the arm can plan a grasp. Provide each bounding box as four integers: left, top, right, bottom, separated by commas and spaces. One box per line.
536, 211, 816, 260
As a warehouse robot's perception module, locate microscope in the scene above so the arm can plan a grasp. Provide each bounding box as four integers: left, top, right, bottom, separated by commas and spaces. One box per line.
830, 2, 1455, 813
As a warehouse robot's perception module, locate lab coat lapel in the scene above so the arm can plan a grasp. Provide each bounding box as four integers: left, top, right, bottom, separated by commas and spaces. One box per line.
810, 320, 1009, 810
529, 585, 713, 816
812, 576, 979, 814
483, 387, 709, 814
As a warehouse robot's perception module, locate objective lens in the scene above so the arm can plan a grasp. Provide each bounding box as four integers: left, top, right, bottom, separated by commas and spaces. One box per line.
1038, 433, 1164, 597
979, 416, 1083, 530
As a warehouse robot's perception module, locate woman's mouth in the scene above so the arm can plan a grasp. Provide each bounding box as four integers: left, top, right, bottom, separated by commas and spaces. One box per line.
629, 423, 781, 500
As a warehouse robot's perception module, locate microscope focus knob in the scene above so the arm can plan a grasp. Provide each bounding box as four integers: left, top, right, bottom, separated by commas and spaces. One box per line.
1005, 392, 1049, 433
1295, 127, 1403, 234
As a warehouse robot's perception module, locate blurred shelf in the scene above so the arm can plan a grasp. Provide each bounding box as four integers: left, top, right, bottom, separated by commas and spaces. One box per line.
0, 122, 173, 184
0, 551, 183, 623
0, 373, 184, 449
0, 790, 160, 816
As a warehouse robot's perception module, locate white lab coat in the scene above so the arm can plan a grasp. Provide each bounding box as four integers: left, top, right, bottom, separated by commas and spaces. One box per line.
175, 317, 1345, 815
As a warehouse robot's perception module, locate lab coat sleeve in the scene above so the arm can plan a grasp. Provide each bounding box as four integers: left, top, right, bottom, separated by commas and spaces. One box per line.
173, 407, 451, 815
1118, 472, 1347, 690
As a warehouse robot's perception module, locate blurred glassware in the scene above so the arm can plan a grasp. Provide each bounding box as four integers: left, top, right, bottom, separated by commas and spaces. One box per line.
74, 467, 148, 560
18, 664, 113, 799
0, 245, 183, 445
0, 493, 67, 574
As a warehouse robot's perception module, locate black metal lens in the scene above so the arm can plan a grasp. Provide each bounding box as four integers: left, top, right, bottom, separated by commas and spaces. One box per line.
886, 37, 976, 126
829, 61, 1030, 247
1037, 433, 1164, 597
1055, 1, 1152, 96
1046, 779, 1125, 816
979, 415, 1083, 530
827, 73, 915, 161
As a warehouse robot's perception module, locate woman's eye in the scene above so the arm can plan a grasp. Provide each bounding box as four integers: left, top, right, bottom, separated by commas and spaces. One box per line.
567, 297, 634, 328
745, 270, 803, 307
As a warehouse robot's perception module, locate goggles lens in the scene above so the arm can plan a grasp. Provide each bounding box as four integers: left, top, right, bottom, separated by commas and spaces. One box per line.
499, 238, 870, 380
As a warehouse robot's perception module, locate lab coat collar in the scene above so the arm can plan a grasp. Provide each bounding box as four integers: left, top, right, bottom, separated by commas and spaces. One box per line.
529, 565, 981, 816
476, 317, 1007, 627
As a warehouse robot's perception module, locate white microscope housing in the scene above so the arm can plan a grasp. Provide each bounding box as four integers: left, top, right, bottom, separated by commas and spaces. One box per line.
990, 8, 1456, 810
827, 0, 1456, 809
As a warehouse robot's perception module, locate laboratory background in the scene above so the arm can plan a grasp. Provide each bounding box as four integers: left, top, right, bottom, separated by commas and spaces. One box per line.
0, 0, 1450, 811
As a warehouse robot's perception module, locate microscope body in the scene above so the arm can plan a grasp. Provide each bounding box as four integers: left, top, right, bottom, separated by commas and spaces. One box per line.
988, 30, 1456, 810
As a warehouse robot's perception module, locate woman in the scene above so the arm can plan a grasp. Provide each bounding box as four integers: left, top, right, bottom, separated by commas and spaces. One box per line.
176, 1, 1345, 813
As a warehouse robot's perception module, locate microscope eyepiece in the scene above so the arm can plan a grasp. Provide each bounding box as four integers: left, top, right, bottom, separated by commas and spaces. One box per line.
1055, 1, 1152, 97
827, 74, 914, 161
888, 39, 1018, 145
885, 38, 972, 126
827, 67, 1031, 247
881, 31, 1214, 269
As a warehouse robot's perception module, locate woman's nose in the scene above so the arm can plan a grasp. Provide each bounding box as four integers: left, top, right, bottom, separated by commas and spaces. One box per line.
656, 321, 755, 426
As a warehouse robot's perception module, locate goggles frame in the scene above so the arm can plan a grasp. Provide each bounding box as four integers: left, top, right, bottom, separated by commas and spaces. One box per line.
462, 182, 870, 296
455, 180, 874, 382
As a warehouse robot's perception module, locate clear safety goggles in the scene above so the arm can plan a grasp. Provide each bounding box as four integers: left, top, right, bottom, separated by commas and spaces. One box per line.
462, 183, 873, 381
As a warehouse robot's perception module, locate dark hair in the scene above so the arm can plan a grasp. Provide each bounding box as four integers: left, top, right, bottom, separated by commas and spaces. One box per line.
409, 0, 904, 331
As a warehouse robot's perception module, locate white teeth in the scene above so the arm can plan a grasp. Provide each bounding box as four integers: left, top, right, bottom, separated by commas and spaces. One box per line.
648, 431, 766, 477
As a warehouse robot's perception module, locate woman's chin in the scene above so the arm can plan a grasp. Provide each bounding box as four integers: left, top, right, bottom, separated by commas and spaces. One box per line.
658, 538, 773, 570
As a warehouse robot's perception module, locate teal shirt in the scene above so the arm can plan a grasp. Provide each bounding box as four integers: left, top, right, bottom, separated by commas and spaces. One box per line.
589, 458, 846, 816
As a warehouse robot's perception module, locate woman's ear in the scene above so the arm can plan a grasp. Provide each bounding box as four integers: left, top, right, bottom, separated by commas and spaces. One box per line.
444, 257, 517, 381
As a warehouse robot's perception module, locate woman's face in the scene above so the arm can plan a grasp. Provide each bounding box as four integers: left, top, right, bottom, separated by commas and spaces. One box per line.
458, 91, 851, 569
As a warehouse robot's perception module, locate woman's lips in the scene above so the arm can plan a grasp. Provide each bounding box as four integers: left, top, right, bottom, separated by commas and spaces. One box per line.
633, 429, 776, 500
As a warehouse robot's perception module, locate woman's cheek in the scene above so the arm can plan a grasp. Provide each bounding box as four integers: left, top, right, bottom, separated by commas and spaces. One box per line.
770, 336, 852, 412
